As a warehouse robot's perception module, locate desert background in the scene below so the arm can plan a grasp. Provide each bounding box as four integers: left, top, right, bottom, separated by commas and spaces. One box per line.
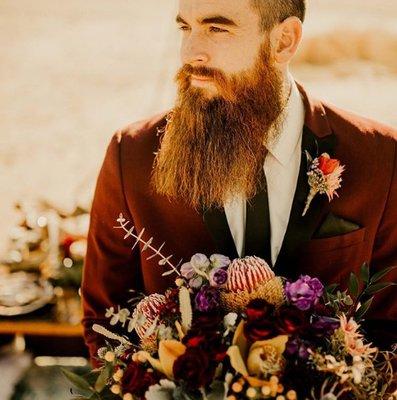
1, 0, 397, 255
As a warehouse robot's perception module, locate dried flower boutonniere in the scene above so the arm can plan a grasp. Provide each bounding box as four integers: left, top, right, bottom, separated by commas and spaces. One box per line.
302, 152, 345, 216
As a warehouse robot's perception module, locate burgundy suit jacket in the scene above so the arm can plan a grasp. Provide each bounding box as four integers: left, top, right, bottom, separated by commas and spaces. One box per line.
82, 83, 397, 366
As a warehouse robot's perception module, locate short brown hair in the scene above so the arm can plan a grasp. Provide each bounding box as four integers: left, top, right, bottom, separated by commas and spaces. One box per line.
251, 0, 306, 31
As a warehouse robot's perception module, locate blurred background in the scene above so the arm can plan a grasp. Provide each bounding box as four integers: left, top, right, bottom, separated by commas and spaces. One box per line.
0, 1, 396, 399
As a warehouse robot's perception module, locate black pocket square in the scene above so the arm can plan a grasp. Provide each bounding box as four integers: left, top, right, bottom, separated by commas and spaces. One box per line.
314, 213, 361, 239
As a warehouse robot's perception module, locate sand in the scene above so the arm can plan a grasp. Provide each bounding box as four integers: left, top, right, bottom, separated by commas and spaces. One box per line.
1, 0, 396, 254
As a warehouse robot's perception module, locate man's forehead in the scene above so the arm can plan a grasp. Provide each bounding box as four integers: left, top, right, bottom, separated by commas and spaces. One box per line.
178, 0, 257, 24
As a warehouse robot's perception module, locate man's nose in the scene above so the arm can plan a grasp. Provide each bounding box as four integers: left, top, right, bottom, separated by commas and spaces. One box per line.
181, 33, 210, 66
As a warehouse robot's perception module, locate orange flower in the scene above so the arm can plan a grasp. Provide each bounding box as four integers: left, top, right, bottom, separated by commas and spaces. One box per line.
318, 154, 340, 175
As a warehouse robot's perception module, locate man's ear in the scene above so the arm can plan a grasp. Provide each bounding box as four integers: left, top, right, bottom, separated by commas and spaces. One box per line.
270, 17, 303, 64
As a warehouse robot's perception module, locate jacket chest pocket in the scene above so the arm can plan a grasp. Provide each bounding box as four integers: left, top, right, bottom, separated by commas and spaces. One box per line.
296, 227, 367, 283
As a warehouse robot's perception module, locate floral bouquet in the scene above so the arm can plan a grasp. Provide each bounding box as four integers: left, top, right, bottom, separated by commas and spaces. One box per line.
64, 214, 396, 400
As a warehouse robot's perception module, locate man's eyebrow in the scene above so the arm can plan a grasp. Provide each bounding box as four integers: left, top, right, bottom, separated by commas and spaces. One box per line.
176, 14, 187, 24
176, 14, 237, 27
200, 15, 237, 27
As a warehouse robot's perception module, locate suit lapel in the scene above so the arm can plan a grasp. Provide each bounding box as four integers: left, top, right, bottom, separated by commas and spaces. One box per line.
275, 125, 337, 277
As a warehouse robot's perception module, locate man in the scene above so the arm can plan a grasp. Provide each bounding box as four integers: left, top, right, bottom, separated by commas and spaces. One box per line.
82, 0, 397, 366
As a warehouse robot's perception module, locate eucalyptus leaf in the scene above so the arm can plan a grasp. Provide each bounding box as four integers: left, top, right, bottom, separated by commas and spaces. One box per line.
61, 368, 95, 398
162, 269, 176, 277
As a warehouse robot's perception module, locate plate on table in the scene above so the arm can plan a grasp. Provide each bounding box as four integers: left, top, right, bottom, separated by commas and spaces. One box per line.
0, 271, 54, 316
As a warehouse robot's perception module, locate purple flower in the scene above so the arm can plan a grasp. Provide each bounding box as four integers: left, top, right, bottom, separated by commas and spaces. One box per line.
285, 337, 311, 360
285, 275, 324, 311
312, 316, 340, 336
209, 267, 228, 287
195, 285, 220, 312
180, 262, 195, 279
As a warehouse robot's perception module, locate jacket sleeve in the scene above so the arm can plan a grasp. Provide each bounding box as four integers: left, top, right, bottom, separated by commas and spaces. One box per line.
81, 131, 143, 367
366, 139, 397, 349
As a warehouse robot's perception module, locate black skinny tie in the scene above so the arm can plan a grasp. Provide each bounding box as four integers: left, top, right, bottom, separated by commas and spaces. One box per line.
244, 172, 272, 266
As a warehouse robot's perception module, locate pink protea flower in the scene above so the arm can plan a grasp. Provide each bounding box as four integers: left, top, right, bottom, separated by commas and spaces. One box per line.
133, 294, 167, 342
339, 314, 377, 357
302, 152, 345, 216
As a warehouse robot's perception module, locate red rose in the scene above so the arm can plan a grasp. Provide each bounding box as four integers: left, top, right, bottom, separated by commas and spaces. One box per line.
245, 299, 275, 321
276, 305, 308, 335
121, 361, 157, 396
186, 335, 206, 347
244, 318, 279, 342
173, 348, 216, 389
318, 154, 340, 175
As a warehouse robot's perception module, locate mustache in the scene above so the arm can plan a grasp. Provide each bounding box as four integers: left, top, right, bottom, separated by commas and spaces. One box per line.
177, 64, 225, 79
175, 64, 235, 101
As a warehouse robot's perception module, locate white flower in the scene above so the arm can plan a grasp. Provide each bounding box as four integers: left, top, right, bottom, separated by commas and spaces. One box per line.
190, 253, 210, 271
223, 312, 238, 337
189, 276, 204, 289
157, 324, 173, 340
145, 379, 176, 400
180, 262, 195, 279
210, 254, 231, 268
352, 356, 365, 384
224, 313, 238, 328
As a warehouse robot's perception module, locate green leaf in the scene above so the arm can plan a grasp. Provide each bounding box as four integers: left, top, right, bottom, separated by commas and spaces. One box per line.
61, 368, 95, 398
370, 266, 397, 284
360, 263, 370, 283
355, 297, 374, 320
348, 273, 359, 298
94, 363, 112, 393
365, 282, 396, 296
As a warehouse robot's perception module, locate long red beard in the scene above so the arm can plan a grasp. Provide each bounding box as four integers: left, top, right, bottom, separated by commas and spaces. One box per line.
151, 41, 286, 210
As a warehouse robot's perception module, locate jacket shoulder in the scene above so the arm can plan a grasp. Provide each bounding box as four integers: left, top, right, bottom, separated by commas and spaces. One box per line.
112, 111, 169, 146
323, 101, 397, 143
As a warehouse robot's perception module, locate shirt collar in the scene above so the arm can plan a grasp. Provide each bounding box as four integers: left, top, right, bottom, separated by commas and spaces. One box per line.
266, 76, 305, 166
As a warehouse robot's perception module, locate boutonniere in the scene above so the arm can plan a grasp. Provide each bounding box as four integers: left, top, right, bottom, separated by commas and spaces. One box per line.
302, 152, 345, 216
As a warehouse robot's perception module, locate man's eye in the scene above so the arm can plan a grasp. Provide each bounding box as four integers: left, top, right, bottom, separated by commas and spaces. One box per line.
178, 25, 190, 32
209, 26, 228, 33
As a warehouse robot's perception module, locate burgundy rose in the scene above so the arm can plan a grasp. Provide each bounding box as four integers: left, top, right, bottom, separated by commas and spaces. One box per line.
185, 335, 206, 348
245, 299, 275, 321
183, 314, 225, 356
276, 305, 308, 335
121, 361, 157, 396
244, 318, 279, 342
158, 288, 180, 319
173, 348, 215, 389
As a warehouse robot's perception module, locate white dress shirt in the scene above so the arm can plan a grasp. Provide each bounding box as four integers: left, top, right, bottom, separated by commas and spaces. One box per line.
224, 78, 305, 265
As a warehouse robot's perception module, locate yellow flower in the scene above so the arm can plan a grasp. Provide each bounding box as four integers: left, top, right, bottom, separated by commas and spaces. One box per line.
133, 339, 186, 379
227, 320, 288, 381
